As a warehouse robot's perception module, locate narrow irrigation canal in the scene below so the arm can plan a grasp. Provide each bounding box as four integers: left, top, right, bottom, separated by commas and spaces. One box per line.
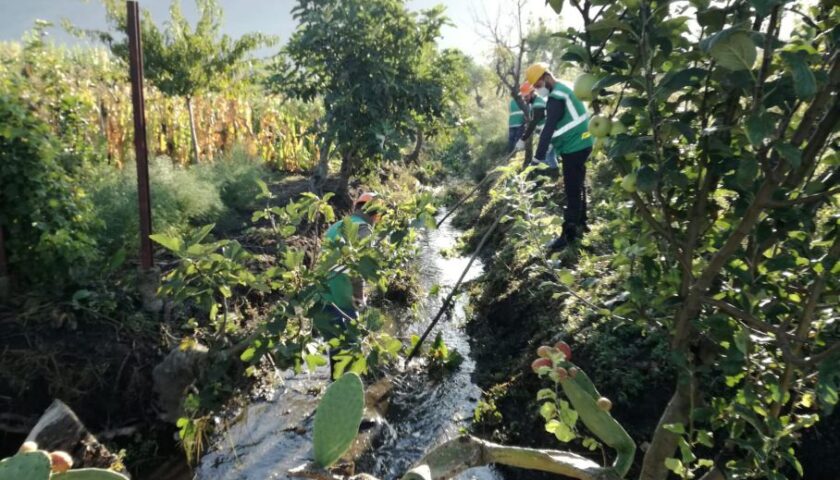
196, 210, 504, 480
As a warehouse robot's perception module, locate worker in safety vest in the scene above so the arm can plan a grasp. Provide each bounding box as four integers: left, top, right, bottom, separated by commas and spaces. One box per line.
316, 191, 382, 377
525, 62, 593, 251
514, 81, 558, 175
508, 95, 527, 153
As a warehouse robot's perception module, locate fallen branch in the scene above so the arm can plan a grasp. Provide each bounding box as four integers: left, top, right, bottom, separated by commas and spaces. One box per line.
401, 435, 620, 480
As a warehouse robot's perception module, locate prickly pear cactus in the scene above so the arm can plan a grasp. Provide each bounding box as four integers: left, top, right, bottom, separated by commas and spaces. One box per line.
313, 372, 365, 468
52, 469, 130, 480
533, 344, 636, 478
0, 451, 51, 480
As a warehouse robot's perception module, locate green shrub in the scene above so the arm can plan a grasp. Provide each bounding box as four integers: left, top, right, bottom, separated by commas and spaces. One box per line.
199, 146, 267, 214
0, 84, 98, 287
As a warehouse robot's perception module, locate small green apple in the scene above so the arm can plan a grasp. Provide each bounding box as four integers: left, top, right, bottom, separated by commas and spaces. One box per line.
573, 73, 599, 101
609, 120, 627, 136
588, 115, 612, 138
621, 173, 637, 192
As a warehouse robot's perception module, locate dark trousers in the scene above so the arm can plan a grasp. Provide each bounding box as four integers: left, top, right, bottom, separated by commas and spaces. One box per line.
508, 125, 524, 152
559, 147, 591, 227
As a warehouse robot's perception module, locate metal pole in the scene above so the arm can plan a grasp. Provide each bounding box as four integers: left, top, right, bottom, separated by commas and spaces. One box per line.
127, 0, 154, 270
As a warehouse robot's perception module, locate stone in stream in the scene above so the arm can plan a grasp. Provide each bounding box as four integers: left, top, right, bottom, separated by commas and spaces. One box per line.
152, 342, 209, 423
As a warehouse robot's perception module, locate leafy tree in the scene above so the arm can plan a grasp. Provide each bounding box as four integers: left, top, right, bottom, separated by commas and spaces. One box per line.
273, 0, 467, 196
527, 0, 840, 478
99, 0, 272, 163
0, 65, 97, 288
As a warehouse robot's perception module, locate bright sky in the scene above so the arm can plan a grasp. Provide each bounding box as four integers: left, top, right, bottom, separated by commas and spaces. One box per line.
0, 0, 580, 62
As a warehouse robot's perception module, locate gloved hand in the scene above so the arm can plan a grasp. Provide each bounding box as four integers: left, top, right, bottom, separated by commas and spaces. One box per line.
514, 139, 526, 151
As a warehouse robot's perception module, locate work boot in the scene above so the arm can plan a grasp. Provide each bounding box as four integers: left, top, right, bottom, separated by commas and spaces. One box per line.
546, 223, 579, 252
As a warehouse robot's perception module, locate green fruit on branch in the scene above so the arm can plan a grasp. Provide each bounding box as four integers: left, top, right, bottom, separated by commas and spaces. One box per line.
49, 452, 72, 474
588, 115, 612, 138
592, 136, 608, 153
597, 397, 613, 412
621, 173, 637, 193
554, 341, 572, 361
532, 357, 553, 373
537, 345, 554, 358
573, 73, 599, 101
313, 372, 365, 468
609, 121, 627, 136
18, 442, 38, 454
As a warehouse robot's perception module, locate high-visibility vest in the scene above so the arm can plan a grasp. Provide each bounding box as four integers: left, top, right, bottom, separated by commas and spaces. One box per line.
508, 99, 525, 128
322, 215, 369, 311
548, 82, 592, 154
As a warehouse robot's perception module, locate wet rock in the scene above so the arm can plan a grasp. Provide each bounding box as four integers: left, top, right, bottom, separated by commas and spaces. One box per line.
137, 266, 163, 313
153, 342, 209, 423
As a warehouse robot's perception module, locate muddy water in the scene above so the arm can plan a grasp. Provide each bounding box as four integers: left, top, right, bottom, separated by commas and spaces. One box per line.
196, 210, 504, 480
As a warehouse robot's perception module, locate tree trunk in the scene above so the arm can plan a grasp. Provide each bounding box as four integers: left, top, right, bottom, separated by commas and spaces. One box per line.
472, 87, 484, 108
311, 132, 333, 194
186, 96, 201, 164
338, 150, 354, 202
640, 378, 695, 480
406, 128, 424, 165
525, 135, 533, 165
98, 98, 111, 164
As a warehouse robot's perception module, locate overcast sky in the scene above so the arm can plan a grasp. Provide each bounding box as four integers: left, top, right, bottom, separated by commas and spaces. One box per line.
0, 0, 578, 62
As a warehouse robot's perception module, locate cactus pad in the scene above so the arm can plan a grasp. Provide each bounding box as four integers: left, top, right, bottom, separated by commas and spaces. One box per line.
313, 372, 365, 467
52, 469, 130, 480
0, 451, 51, 480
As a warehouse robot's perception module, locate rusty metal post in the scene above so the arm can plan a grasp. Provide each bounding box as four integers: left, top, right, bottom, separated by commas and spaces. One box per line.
127, 0, 153, 270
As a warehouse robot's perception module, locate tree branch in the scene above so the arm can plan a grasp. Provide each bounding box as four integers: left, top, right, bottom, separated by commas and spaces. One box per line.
766, 185, 840, 207
751, 6, 781, 113
790, 51, 840, 148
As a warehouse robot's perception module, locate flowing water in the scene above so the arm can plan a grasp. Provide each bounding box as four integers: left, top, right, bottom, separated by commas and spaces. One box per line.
196, 210, 504, 480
